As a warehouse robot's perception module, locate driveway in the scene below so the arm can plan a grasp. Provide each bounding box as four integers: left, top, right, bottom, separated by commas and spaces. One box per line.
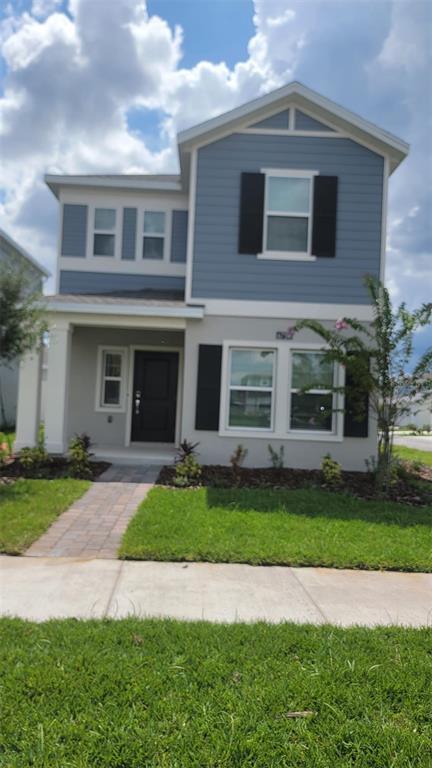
1, 556, 431, 627
393, 435, 432, 451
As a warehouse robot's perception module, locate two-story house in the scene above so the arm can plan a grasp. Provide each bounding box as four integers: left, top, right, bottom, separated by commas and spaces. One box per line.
14, 82, 408, 469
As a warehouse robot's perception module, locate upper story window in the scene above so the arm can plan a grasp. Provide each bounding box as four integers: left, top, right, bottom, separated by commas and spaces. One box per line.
143, 211, 166, 260
227, 348, 275, 431
289, 351, 335, 432
262, 170, 315, 259
93, 208, 116, 257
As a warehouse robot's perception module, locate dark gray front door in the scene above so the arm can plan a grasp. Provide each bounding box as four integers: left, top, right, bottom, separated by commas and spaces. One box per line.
131, 351, 178, 443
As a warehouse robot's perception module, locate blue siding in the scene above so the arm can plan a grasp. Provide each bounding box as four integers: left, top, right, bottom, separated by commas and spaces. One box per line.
249, 110, 289, 130
61, 204, 87, 257
121, 208, 137, 260
295, 110, 335, 132
192, 134, 383, 304
170, 210, 188, 263
60, 270, 185, 296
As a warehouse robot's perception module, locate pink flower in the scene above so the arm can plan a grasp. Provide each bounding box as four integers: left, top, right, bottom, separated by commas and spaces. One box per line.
285, 326, 296, 339
335, 318, 349, 331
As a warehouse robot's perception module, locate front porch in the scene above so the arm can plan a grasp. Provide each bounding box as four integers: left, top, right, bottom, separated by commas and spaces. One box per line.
15, 295, 203, 457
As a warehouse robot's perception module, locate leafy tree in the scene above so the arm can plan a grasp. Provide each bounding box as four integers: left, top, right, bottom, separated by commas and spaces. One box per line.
0, 262, 46, 364
292, 276, 431, 494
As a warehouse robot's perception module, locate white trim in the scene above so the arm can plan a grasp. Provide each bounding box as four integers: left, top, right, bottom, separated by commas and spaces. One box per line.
188, 298, 373, 321
185, 148, 197, 303
125, 345, 183, 447
92, 206, 118, 258
223, 346, 277, 435
259, 168, 317, 261
287, 349, 343, 439
95, 346, 128, 413
46, 174, 183, 199
380, 156, 390, 283
288, 108, 295, 131
45, 301, 204, 319
218, 340, 344, 442
239, 129, 347, 138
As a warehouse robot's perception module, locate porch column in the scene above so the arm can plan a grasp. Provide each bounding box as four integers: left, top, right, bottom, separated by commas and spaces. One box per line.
44, 321, 72, 454
14, 346, 43, 451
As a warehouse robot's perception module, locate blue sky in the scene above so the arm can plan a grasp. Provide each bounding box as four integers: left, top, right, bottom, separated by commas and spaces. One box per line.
0, 0, 430, 357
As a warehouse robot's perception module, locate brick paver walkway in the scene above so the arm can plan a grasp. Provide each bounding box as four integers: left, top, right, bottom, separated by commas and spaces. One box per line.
25, 464, 161, 559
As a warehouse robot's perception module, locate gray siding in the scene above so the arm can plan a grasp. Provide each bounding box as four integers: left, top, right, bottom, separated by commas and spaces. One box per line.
295, 110, 335, 131
61, 204, 88, 257
249, 109, 289, 129
170, 210, 188, 263
121, 208, 137, 260
192, 134, 383, 304
59, 270, 185, 297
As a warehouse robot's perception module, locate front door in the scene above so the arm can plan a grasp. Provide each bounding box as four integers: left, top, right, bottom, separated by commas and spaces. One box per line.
131, 351, 179, 442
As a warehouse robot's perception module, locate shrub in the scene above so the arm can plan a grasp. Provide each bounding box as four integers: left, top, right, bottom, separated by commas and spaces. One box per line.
173, 455, 202, 487
230, 444, 248, 483
19, 445, 49, 474
321, 454, 342, 489
0, 444, 8, 468
268, 444, 284, 469
68, 433, 93, 479
175, 439, 200, 464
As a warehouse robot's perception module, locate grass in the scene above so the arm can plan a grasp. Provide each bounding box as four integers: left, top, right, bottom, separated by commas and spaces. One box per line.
1, 618, 431, 767
393, 445, 432, 467
119, 486, 432, 572
0, 478, 90, 554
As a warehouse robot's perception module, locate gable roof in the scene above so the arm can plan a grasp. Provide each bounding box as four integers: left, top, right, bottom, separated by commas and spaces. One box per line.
178, 81, 409, 175
0, 228, 50, 277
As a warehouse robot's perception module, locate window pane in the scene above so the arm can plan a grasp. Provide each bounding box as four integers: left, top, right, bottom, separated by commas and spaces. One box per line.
268, 177, 310, 213
290, 393, 333, 431
93, 233, 114, 256
104, 352, 121, 378
103, 379, 120, 406
230, 349, 274, 388
229, 390, 272, 429
143, 236, 164, 260
95, 208, 116, 230
267, 216, 308, 252
144, 211, 165, 234
292, 352, 333, 389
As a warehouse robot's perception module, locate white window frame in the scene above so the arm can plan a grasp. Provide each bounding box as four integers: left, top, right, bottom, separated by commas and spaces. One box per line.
92, 207, 117, 258
258, 168, 318, 262
95, 346, 128, 413
141, 208, 171, 262
219, 341, 344, 441
224, 346, 277, 434
287, 350, 339, 437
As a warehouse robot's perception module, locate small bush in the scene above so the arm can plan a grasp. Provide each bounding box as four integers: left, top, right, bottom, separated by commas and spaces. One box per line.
173, 455, 202, 487
175, 439, 200, 464
230, 445, 248, 484
68, 433, 93, 479
0, 444, 8, 467
19, 445, 49, 474
268, 444, 284, 469
321, 454, 342, 489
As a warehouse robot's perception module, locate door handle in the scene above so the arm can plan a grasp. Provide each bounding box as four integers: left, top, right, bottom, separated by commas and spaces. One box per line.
134, 390, 141, 415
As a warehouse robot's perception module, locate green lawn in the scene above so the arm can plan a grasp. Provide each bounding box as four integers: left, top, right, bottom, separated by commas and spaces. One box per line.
1, 618, 430, 768
119, 487, 432, 572
0, 478, 90, 554
393, 445, 432, 467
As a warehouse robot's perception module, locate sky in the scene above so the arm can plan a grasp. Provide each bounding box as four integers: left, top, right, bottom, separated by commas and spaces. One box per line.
0, 0, 431, 355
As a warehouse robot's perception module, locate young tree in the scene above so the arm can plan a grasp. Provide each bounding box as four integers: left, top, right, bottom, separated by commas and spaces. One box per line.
0, 262, 46, 364
292, 276, 431, 494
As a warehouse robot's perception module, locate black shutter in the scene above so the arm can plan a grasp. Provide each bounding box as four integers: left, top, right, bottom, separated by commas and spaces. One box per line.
344, 355, 369, 438
312, 176, 338, 258
195, 345, 222, 431
238, 172, 265, 254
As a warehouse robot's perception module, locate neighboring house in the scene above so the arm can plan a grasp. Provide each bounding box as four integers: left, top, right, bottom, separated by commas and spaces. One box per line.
0, 229, 49, 429
15, 82, 409, 469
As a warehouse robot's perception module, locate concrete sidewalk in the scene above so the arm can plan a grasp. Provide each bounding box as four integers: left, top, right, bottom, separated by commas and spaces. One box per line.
1, 556, 431, 627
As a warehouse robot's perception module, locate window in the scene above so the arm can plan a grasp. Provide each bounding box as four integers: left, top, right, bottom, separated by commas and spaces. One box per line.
263, 171, 314, 256
143, 211, 165, 260
289, 351, 335, 432
98, 348, 126, 410
227, 348, 275, 430
93, 208, 116, 257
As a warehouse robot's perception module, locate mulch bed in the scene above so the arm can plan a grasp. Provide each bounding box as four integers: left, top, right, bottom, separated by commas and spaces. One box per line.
157, 464, 432, 508
0, 456, 110, 482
